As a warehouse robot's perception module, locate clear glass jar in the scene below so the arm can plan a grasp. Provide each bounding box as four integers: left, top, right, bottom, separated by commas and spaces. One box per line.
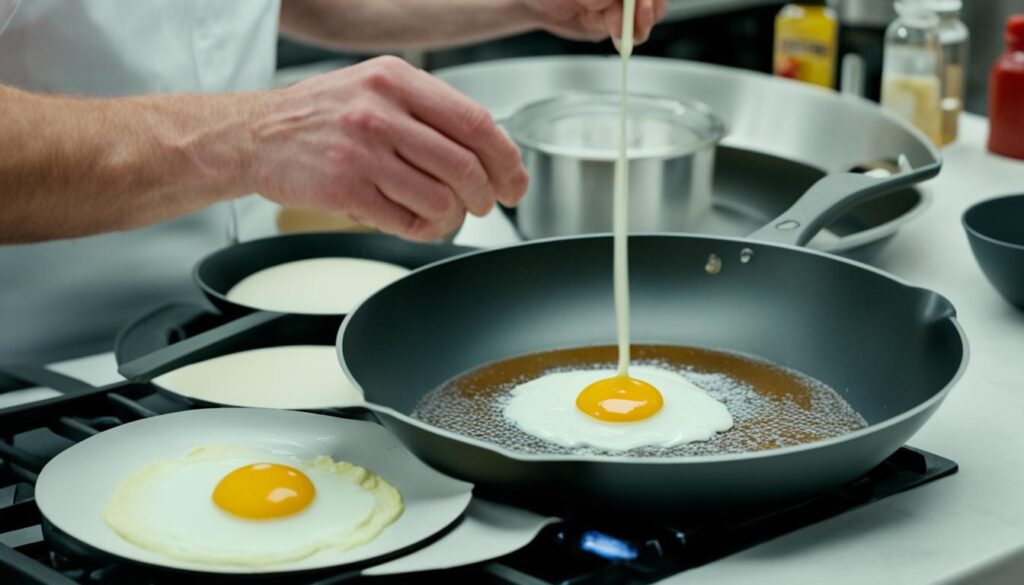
929, 0, 969, 145
881, 0, 943, 145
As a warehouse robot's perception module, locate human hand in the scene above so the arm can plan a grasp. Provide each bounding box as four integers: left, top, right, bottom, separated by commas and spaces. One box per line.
521, 0, 667, 45
247, 56, 528, 241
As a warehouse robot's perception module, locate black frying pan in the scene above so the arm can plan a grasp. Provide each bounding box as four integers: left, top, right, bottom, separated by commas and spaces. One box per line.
195, 232, 474, 320
119, 233, 473, 382
337, 163, 968, 519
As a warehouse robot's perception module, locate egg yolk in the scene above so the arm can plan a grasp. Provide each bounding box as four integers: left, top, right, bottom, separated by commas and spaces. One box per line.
212, 463, 315, 520
576, 375, 664, 422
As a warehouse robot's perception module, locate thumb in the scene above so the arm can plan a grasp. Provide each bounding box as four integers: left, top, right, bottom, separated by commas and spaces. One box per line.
604, 1, 623, 41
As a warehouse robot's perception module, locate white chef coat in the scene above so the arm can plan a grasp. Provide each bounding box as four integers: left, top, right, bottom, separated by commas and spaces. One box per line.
0, 0, 281, 364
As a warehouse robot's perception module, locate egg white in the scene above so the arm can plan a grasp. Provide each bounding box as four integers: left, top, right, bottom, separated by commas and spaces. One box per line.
102, 443, 403, 566
502, 365, 733, 451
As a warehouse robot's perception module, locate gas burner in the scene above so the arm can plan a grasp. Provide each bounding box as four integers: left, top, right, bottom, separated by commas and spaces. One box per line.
490, 446, 955, 584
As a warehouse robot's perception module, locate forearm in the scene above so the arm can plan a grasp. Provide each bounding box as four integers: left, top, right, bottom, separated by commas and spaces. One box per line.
0, 85, 261, 243
279, 0, 541, 52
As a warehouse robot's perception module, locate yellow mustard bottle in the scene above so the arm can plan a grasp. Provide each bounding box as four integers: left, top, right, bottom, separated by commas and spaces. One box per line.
773, 0, 839, 89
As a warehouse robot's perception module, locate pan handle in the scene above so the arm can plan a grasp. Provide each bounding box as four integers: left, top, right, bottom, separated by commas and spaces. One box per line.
0, 363, 95, 395
117, 311, 290, 382
747, 159, 942, 248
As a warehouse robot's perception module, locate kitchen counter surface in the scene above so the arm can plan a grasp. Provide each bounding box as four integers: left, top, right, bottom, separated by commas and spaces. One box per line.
660, 114, 1024, 584
29, 114, 1024, 583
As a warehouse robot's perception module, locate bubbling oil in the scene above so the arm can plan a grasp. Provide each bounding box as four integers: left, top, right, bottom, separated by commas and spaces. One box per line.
411, 345, 868, 458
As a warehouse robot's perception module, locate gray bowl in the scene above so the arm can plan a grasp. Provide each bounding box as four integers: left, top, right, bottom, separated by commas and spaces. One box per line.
963, 194, 1024, 309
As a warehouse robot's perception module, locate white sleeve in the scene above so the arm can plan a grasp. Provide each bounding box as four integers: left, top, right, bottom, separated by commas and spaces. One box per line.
0, 0, 20, 37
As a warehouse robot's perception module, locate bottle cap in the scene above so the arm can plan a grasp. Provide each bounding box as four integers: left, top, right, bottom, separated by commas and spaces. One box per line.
894, 0, 940, 27
924, 0, 962, 14
1008, 14, 1024, 46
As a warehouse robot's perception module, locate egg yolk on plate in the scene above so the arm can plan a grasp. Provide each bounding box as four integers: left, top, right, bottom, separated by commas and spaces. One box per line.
213, 463, 315, 520
576, 375, 664, 422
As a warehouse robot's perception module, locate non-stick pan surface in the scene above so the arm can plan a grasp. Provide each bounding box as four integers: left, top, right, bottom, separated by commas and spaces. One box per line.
338, 168, 967, 518
35, 409, 473, 576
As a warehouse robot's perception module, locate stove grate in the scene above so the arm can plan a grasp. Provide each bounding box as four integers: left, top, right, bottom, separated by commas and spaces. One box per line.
0, 364, 957, 585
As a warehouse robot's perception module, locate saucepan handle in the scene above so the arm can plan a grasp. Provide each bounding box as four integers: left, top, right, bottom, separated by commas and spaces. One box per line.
747, 159, 942, 248
117, 311, 290, 382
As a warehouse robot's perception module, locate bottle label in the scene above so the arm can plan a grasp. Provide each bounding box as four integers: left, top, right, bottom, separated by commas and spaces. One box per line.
780, 39, 831, 57
882, 74, 942, 145
774, 13, 837, 88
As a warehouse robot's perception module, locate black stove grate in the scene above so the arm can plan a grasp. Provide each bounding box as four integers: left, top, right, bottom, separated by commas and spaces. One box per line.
0, 364, 957, 585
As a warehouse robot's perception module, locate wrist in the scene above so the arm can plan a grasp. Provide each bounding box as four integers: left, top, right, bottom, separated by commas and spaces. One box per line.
202, 92, 273, 202
228, 89, 282, 199
149, 91, 268, 205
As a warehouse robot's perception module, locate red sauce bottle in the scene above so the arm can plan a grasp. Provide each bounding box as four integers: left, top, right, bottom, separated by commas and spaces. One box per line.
988, 15, 1024, 160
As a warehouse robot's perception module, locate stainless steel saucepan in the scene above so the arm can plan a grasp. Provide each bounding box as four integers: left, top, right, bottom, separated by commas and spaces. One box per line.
504, 92, 725, 238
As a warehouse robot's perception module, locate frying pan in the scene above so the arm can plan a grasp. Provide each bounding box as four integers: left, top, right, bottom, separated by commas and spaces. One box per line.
115, 303, 364, 410
116, 233, 473, 388
195, 231, 473, 320
337, 163, 968, 519
35, 408, 473, 577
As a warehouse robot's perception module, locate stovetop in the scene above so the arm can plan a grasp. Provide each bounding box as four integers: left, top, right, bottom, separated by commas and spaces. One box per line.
0, 361, 958, 585
0, 302, 960, 583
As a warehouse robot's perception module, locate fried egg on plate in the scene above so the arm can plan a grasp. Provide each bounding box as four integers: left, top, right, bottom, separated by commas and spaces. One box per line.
503, 365, 733, 451
102, 443, 402, 566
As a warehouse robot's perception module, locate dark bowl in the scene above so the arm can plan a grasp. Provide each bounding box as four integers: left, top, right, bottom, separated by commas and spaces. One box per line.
963, 194, 1024, 309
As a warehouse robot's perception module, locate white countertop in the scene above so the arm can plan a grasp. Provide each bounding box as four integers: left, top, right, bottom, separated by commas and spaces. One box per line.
661, 114, 1024, 585
20, 114, 1024, 583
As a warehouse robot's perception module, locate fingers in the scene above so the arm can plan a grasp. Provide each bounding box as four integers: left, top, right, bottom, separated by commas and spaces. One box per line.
377, 154, 464, 223
654, 0, 668, 23
605, 1, 623, 41
576, 0, 617, 10
403, 70, 528, 208
390, 118, 495, 217
605, 0, 663, 46
634, 0, 656, 44
344, 184, 452, 243
345, 186, 424, 240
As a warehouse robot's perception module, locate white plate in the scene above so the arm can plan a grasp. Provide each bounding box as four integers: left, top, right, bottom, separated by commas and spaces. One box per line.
363, 499, 559, 576
35, 408, 473, 575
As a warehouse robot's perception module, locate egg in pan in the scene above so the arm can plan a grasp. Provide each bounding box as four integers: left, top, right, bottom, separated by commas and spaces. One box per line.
503, 365, 734, 451
102, 443, 403, 566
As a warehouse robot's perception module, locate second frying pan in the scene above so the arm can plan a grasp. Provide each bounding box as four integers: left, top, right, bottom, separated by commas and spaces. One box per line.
195, 231, 474, 320
118, 233, 473, 383
114, 303, 362, 410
